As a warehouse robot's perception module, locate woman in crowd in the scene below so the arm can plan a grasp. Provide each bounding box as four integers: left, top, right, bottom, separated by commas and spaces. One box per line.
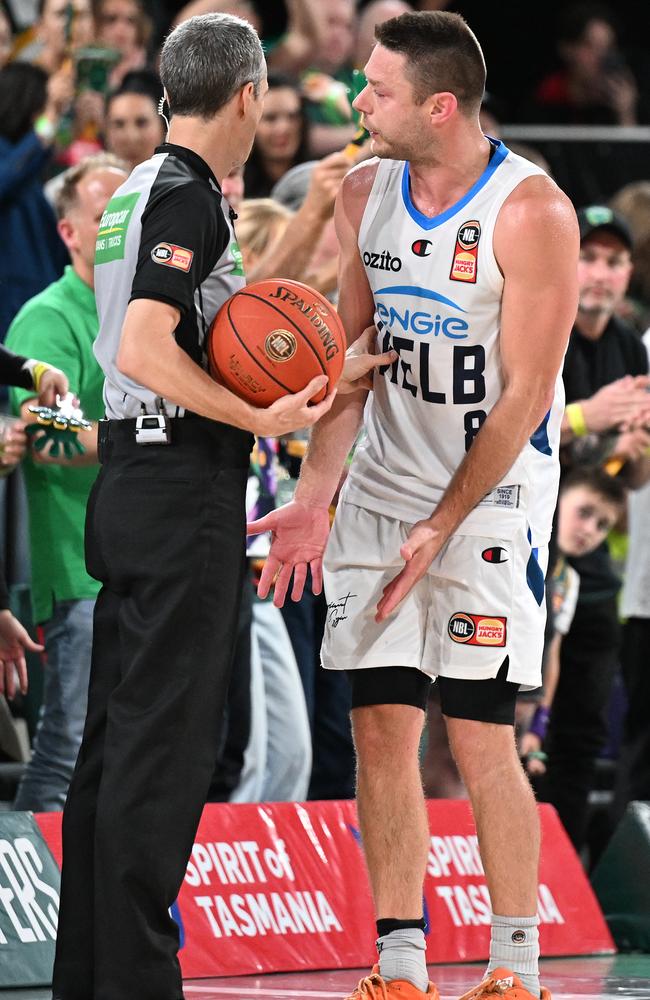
243, 72, 310, 198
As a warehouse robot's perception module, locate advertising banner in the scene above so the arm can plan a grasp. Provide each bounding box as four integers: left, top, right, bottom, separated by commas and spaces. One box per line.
28, 799, 614, 982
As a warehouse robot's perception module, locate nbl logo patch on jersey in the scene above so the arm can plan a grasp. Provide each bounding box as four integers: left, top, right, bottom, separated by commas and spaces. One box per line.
450, 220, 481, 283
448, 612, 507, 647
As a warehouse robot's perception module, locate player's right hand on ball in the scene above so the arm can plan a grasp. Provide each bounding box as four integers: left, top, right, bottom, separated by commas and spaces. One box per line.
252, 376, 336, 437
247, 500, 331, 607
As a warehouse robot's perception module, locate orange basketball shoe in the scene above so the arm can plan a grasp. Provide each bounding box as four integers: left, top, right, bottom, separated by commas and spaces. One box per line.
457, 967, 551, 1000
344, 966, 440, 999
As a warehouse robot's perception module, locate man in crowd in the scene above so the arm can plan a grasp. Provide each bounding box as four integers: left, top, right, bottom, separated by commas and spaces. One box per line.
542, 205, 650, 854
6, 152, 127, 812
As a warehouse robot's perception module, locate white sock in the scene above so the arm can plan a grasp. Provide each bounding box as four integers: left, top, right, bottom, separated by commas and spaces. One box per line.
487, 913, 540, 998
377, 928, 429, 993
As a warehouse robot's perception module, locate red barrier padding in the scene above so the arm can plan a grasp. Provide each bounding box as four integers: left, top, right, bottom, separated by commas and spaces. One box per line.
35, 799, 614, 979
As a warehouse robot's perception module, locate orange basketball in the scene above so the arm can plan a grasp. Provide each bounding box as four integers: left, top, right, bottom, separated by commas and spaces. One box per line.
207, 279, 346, 407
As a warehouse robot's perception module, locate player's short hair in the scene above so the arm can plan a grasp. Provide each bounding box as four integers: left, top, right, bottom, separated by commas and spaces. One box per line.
560, 467, 627, 509
160, 13, 265, 120
374, 11, 486, 114
55, 152, 127, 220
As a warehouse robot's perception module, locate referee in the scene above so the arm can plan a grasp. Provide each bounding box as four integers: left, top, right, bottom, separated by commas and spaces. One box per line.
52, 15, 335, 1000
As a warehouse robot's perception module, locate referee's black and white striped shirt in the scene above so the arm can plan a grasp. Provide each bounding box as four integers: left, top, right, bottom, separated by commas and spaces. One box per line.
93, 143, 245, 419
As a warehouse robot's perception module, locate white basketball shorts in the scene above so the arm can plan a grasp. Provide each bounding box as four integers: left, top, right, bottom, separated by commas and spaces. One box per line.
321, 500, 548, 690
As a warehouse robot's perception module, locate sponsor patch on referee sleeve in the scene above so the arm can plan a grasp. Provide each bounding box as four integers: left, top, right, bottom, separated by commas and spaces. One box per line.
151, 242, 194, 271
447, 612, 507, 647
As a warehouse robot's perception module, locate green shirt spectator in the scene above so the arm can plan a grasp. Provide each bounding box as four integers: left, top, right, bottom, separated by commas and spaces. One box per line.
7, 264, 103, 623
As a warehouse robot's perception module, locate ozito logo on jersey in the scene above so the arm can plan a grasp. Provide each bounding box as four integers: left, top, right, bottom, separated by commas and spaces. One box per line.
411, 239, 433, 257
450, 219, 481, 284
363, 248, 402, 272
448, 612, 507, 647
482, 546, 509, 564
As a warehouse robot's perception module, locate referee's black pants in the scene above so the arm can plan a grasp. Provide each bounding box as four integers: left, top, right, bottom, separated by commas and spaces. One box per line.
52, 417, 251, 1000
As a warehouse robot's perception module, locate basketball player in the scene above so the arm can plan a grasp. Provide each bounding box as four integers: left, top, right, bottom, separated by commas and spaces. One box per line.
249, 12, 579, 1000
51, 14, 392, 1000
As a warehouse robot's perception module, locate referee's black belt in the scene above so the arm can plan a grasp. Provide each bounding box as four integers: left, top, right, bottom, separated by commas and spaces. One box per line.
98, 416, 253, 467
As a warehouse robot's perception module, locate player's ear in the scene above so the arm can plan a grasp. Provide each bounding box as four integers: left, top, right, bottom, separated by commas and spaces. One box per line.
428, 91, 458, 126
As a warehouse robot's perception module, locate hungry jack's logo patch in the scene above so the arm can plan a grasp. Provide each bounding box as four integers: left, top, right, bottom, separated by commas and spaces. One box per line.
151, 242, 194, 272
450, 219, 481, 283
448, 612, 507, 646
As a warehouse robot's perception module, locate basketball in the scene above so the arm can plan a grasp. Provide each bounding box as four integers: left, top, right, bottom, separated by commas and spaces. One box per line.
207, 279, 346, 407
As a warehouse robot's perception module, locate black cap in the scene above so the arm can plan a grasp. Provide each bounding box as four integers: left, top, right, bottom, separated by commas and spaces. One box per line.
577, 205, 633, 250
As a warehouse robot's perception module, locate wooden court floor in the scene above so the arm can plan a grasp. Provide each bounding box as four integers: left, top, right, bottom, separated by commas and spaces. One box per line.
5, 955, 650, 1000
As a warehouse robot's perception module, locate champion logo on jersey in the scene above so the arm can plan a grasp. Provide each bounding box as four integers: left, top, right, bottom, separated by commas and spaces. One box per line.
411, 238, 433, 257
363, 248, 402, 272
450, 220, 481, 283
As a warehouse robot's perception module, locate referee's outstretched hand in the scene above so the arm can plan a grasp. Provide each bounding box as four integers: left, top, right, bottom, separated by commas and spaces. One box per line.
247, 500, 331, 607
253, 376, 336, 437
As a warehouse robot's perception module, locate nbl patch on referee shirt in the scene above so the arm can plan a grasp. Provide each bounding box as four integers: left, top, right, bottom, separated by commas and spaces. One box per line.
151, 242, 194, 271
448, 612, 507, 647
450, 220, 480, 283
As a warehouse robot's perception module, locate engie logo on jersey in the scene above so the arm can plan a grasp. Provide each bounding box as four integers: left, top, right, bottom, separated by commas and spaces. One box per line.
448, 612, 507, 647
450, 219, 480, 284
151, 242, 194, 272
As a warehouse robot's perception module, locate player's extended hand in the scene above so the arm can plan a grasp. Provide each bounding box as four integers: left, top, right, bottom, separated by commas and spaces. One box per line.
338, 326, 398, 394
0, 609, 43, 699
376, 518, 445, 622
253, 376, 336, 437
247, 500, 331, 607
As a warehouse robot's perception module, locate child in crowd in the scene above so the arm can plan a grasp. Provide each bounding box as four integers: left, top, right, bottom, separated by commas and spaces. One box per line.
521, 468, 627, 773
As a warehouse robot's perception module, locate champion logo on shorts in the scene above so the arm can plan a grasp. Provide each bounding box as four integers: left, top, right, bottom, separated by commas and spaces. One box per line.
482, 546, 509, 564
448, 612, 507, 647
151, 242, 194, 271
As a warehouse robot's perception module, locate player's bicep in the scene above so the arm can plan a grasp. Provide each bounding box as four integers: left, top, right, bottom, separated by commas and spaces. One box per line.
496, 182, 579, 394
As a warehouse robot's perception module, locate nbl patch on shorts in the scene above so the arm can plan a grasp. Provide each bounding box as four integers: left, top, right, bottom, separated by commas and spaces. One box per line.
450, 219, 480, 283
448, 612, 507, 647
151, 242, 194, 272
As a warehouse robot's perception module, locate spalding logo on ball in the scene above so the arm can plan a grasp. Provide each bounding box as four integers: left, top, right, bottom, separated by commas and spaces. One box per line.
208, 279, 346, 406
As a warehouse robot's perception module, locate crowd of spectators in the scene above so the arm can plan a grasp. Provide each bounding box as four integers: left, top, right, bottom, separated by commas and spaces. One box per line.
0, 0, 649, 875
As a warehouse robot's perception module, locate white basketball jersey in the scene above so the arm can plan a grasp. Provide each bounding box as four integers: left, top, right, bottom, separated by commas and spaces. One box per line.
343, 140, 564, 546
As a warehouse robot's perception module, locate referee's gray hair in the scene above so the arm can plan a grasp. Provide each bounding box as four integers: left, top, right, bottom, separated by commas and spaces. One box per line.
160, 13, 265, 120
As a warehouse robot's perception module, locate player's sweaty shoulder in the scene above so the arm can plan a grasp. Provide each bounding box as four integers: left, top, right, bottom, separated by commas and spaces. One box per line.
495, 173, 578, 264
340, 157, 380, 234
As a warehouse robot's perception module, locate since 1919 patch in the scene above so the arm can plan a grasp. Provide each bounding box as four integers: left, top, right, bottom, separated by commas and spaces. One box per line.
450, 219, 481, 283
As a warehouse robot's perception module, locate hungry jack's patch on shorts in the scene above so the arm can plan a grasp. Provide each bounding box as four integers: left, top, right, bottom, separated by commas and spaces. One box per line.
447, 612, 507, 647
